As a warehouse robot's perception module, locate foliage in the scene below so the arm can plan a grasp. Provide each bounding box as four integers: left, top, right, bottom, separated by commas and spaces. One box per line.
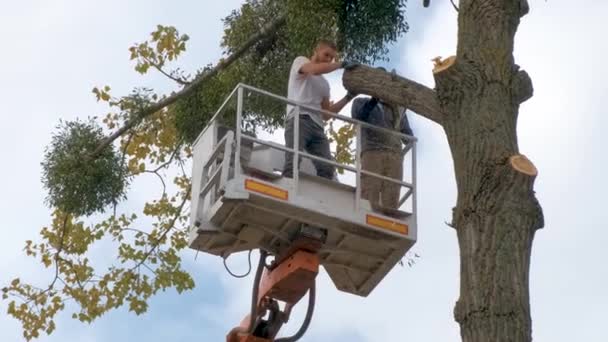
6, 29, 193, 339
3, 198, 193, 340
6, 88, 192, 340
174, 0, 409, 143
3, 1, 411, 339
328, 121, 356, 174
336, 0, 409, 62
129, 24, 191, 84
41, 119, 129, 216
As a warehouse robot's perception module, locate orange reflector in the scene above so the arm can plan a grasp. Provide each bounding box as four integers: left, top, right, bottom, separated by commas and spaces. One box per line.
366, 214, 409, 235
245, 179, 289, 201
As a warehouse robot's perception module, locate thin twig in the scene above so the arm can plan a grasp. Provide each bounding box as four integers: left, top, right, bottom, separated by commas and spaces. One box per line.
152, 141, 183, 173
56, 277, 68, 287
141, 262, 157, 275
450, 0, 459, 12
178, 155, 188, 179
56, 256, 85, 290
121, 227, 152, 237
143, 56, 191, 86
12, 293, 30, 303
143, 169, 167, 196
114, 132, 135, 217
138, 141, 182, 196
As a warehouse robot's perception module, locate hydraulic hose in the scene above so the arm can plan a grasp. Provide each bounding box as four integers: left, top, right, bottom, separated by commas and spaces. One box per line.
249, 249, 268, 333
227, 249, 268, 342
275, 282, 316, 342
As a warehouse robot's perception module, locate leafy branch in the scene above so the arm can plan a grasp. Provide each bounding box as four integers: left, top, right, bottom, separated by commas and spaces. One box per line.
90, 14, 287, 160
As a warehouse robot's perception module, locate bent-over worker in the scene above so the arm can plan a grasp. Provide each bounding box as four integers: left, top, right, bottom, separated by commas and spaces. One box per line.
351, 79, 413, 212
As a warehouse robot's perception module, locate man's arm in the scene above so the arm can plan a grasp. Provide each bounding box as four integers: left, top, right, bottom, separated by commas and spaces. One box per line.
320, 93, 356, 120
299, 61, 357, 76
299, 62, 343, 76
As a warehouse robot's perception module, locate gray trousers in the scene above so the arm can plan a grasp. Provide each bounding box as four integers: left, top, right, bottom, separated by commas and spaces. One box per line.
361, 150, 403, 210
282, 115, 335, 179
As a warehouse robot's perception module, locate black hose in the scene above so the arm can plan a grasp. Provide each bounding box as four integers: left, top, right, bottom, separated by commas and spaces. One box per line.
248, 249, 268, 334
223, 249, 253, 278
275, 282, 316, 342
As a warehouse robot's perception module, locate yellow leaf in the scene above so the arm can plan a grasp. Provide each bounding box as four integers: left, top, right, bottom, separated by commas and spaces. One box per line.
42, 254, 52, 268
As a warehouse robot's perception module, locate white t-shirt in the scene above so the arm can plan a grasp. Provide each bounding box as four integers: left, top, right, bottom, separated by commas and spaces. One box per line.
285, 56, 330, 128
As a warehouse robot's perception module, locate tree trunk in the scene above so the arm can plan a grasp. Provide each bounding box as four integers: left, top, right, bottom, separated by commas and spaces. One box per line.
344, 1, 544, 341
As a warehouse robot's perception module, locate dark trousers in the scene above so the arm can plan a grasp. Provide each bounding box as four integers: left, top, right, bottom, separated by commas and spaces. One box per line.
283, 115, 335, 179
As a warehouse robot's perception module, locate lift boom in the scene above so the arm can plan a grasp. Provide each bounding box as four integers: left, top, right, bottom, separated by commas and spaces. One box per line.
227, 227, 325, 342
189, 83, 418, 342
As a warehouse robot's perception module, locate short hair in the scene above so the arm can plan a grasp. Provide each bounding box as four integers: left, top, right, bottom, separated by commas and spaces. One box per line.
315, 39, 337, 51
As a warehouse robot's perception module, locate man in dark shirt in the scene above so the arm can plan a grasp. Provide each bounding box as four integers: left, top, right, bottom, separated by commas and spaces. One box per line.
351, 87, 413, 212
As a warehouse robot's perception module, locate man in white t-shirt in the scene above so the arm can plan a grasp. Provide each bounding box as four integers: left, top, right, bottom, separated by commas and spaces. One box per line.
282, 39, 358, 179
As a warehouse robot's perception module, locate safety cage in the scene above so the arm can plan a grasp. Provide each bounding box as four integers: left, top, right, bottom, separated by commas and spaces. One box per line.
188, 83, 418, 297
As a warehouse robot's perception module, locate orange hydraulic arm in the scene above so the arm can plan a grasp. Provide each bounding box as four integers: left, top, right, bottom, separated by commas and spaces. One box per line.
227, 228, 325, 342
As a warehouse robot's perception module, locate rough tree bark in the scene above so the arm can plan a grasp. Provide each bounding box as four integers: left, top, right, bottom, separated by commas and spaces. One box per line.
344, 1, 544, 341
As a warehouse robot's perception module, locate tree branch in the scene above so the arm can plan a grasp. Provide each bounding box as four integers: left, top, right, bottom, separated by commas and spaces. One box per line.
121, 228, 152, 237
114, 132, 135, 217
519, 0, 530, 17
49, 215, 70, 290
143, 56, 191, 86
143, 169, 167, 196
20, 216, 70, 306
450, 0, 459, 12
151, 142, 182, 173
513, 69, 533, 104
89, 14, 287, 159
343, 65, 444, 124
130, 187, 190, 272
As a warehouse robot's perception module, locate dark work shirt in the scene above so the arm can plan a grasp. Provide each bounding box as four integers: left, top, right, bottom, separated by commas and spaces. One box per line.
351, 97, 414, 153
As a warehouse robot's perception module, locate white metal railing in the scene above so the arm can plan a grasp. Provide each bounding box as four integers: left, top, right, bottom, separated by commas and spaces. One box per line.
200, 83, 418, 219
199, 131, 233, 205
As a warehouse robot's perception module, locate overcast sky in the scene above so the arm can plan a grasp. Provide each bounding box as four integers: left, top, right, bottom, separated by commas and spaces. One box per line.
1, 1, 607, 341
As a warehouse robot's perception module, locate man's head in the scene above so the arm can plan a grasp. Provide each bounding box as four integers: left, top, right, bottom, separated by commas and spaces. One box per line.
311, 39, 337, 63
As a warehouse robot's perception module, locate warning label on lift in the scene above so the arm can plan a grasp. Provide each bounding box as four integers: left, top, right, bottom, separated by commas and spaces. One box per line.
245, 178, 289, 201
366, 214, 409, 235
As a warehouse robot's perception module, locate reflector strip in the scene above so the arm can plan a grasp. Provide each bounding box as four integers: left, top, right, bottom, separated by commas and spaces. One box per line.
245, 179, 289, 201
366, 214, 409, 235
